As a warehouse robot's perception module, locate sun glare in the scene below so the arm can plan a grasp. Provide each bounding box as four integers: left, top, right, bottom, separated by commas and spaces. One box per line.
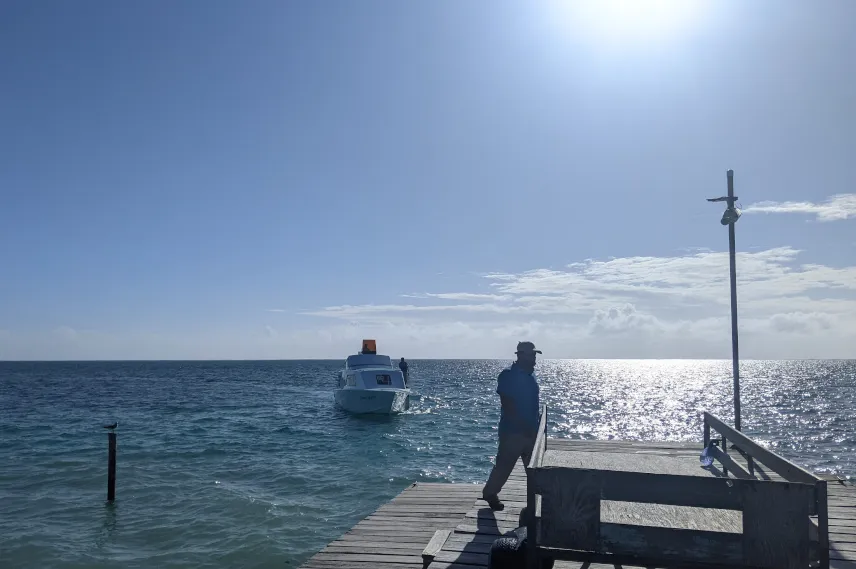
550, 0, 707, 46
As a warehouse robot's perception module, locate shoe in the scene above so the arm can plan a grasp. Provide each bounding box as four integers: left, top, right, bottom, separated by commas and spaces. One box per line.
484, 495, 505, 511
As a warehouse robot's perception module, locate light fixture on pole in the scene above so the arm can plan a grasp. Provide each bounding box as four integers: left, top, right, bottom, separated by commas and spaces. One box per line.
707, 169, 742, 431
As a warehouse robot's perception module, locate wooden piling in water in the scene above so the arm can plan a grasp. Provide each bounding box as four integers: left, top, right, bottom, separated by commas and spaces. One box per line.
107, 429, 117, 502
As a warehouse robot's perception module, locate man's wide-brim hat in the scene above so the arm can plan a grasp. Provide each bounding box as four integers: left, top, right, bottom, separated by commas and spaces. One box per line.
515, 341, 542, 355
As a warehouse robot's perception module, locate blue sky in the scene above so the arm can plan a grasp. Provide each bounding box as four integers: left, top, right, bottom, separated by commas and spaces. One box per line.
1, 0, 855, 360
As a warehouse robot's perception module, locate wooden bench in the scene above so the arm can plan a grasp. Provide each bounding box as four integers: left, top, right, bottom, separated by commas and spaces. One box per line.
524, 406, 829, 569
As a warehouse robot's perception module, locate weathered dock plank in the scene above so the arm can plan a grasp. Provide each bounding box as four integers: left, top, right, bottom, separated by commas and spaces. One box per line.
298, 439, 856, 569
299, 481, 477, 569
422, 529, 452, 564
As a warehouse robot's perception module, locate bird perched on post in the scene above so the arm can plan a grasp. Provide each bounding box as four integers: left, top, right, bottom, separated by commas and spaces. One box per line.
103, 422, 118, 430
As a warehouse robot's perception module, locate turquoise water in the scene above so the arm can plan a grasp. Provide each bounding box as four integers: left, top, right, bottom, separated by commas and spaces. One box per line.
1, 359, 854, 568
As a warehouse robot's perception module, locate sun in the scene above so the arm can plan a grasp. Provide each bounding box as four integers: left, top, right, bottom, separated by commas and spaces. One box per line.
549, 0, 707, 46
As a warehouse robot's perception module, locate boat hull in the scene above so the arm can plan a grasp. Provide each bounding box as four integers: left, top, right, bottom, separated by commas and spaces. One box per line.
334, 388, 410, 414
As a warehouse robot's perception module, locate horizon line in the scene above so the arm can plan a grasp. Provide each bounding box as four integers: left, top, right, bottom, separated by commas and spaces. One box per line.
2, 357, 854, 363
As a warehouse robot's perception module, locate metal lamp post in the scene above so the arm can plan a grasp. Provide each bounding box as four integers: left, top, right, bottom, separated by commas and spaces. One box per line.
707, 169, 742, 431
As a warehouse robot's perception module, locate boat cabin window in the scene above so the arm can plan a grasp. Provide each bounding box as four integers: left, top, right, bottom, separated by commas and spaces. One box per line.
347, 375, 356, 386
375, 374, 391, 386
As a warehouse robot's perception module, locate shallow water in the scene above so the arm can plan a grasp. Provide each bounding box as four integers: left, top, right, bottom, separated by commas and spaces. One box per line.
1, 359, 853, 568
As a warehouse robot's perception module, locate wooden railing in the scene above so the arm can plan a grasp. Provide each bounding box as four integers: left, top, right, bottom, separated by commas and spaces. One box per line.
703, 411, 821, 483
703, 411, 829, 569
523, 406, 829, 569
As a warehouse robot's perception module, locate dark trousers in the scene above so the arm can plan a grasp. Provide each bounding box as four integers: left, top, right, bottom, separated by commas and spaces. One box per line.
483, 432, 536, 499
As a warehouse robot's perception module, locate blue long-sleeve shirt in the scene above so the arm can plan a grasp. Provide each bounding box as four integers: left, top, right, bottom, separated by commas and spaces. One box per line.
496, 363, 540, 436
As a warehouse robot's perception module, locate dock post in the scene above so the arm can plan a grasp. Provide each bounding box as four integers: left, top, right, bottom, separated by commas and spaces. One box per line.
105, 423, 117, 501
726, 170, 741, 432
708, 169, 743, 431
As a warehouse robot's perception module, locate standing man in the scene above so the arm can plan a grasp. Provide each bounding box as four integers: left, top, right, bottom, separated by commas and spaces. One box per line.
398, 357, 409, 385
482, 341, 542, 511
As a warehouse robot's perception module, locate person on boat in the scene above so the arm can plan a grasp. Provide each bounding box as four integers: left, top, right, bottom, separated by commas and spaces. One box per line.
398, 358, 409, 385
482, 341, 542, 511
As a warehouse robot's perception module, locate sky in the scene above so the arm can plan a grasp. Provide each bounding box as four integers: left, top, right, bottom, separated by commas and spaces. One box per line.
1, 0, 855, 360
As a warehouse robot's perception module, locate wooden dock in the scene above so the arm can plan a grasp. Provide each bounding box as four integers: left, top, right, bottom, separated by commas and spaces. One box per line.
298, 439, 856, 569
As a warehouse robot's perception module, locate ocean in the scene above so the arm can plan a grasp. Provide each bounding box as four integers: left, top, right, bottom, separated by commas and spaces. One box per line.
1, 359, 854, 568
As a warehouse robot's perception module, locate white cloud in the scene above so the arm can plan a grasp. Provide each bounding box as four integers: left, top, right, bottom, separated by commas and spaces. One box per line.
769, 312, 834, 334
401, 292, 511, 302
302, 302, 520, 319
296, 246, 856, 359
305, 247, 856, 320
5, 248, 855, 360
745, 194, 856, 222
589, 303, 664, 334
